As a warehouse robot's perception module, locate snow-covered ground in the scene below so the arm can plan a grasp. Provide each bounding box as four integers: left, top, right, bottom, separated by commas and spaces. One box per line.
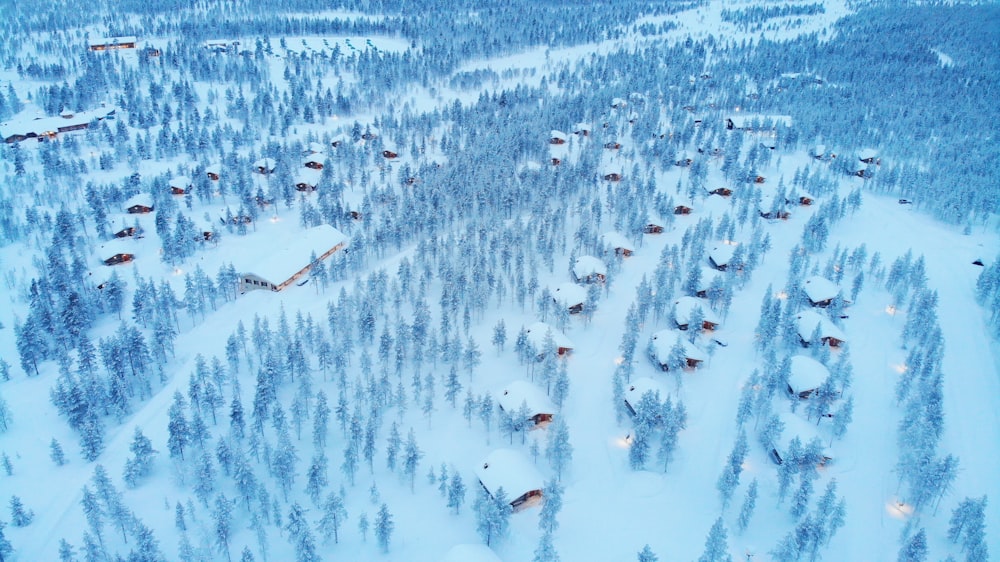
0, 1, 997, 561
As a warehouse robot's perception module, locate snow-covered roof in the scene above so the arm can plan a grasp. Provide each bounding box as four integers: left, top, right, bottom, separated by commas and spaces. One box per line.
89, 36, 137, 47
305, 142, 326, 154
124, 193, 153, 209
169, 176, 191, 189
696, 267, 721, 294
525, 322, 573, 352
709, 244, 736, 267
727, 114, 793, 129
302, 155, 324, 165
295, 169, 321, 185
552, 282, 586, 308
625, 377, 666, 410
788, 355, 830, 395
601, 231, 634, 252
240, 224, 348, 286
775, 412, 833, 459
253, 157, 276, 171
574, 122, 592, 132
811, 144, 827, 156
673, 296, 720, 327
858, 148, 878, 160
611, 97, 628, 107
802, 276, 840, 304
795, 310, 847, 343
573, 255, 606, 280
441, 545, 502, 562
476, 449, 544, 500
497, 380, 555, 417
649, 329, 707, 365
0, 105, 116, 139
550, 129, 568, 141
758, 191, 786, 213
205, 163, 221, 175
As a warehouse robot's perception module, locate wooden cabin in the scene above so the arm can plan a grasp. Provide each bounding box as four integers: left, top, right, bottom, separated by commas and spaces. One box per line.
551, 157, 562, 166
295, 181, 317, 192
603, 172, 623, 182
786, 356, 830, 400
648, 330, 707, 371
643, 223, 664, 234
674, 205, 693, 215
553, 282, 586, 315
114, 227, 137, 238
624, 377, 667, 416
497, 380, 555, 428
673, 296, 720, 331
253, 158, 276, 175
382, 150, 398, 159
604, 142, 621, 150
755, 175, 766, 184
476, 450, 544, 512
89, 36, 137, 51
549, 130, 568, 145
104, 253, 134, 266
572, 256, 607, 284
127, 204, 153, 214
303, 158, 324, 170
602, 231, 634, 257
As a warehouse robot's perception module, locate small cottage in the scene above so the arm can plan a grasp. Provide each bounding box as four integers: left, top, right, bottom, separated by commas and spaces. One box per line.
476, 449, 544, 511
574, 123, 592, 136
674, 205, 693, 215
169, 176, 191, 195
253, 158, 276, 175
769, 413, 834, 466
525, 322, 574, 357
787, 355, 831, 399
708, 244, 737, 272
549, 130, 568, 145
104, 253, 134, 266
802, 276, 840, 308
704, 186, 733, 197
497, 380, 556, 428
643, 223, 664, 234
552, 282, 587, 314
303, 156, 324, 170
114, 226, 137, 238
795, 310, 847, 348
604, 141, 622, 150
673, 296, 721, 331
648, 330, 707, 371
124, 194, 154, 214
857, 148, 879, 165
205, 164, 221, 181
624, 377, 667, 417
602, 231, 635, 257
572, 255, 607, 284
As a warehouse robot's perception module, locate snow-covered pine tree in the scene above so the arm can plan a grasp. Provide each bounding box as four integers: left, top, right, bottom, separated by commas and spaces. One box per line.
546, 418, 573, 481
447, 472, 466, 514
374, 503, 394, 553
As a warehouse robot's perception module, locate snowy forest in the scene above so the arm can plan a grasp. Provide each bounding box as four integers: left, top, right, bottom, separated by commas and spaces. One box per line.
0, 0, 997, 561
